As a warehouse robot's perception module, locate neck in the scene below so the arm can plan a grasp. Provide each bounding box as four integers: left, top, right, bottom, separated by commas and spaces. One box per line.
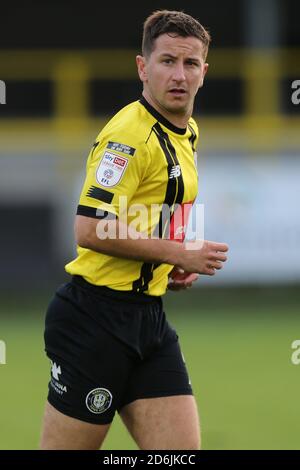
142, 90, 191, 129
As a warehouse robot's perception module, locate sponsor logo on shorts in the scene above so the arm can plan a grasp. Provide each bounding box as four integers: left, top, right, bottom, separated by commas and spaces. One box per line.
51, 361, 61, 380
86, 387, 113, 414
50, 360, 68, 395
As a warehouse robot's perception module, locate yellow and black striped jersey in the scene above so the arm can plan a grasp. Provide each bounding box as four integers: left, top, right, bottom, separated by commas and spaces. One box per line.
65, 97, 199, 296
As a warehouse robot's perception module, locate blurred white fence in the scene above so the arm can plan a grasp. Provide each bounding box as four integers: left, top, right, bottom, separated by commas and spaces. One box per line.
191, 153, 300, 284
0, 150, 299, 286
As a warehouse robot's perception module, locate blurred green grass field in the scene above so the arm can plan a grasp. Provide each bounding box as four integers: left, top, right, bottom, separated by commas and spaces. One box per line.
0, 286, 300, 450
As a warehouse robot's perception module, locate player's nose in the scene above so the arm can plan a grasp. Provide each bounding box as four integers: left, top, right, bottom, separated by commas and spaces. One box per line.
172, 62, 186, 82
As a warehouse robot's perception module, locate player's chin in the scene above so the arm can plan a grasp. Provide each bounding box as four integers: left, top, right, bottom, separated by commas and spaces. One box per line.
170, 101, 191, 115
165, 94, 189, 108
166, 103, 189, 116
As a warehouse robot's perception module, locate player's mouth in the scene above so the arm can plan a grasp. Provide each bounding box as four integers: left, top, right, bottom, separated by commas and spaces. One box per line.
168, 88, 187, 97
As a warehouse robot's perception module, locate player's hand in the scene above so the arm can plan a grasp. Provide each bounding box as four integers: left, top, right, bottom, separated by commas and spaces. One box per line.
167, 267, 199, 291
178, 240, 229, 275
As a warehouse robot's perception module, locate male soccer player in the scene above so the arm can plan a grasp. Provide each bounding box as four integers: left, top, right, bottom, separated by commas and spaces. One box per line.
40, 10, 228, 450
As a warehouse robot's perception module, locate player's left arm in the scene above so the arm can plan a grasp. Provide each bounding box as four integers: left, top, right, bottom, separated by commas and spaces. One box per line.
167, 267, 199, 291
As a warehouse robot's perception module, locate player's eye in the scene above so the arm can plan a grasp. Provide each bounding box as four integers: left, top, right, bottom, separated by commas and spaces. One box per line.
186, 60, 199, 67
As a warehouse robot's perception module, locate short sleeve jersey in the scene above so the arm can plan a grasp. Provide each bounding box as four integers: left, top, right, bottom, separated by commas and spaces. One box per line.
65, 97, 199, 296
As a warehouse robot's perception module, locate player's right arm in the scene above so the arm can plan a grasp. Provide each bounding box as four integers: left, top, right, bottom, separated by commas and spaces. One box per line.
75, 135, 228, 275
75, 214, 228, 276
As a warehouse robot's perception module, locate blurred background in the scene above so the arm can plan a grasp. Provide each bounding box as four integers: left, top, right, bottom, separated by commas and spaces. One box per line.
0, 0, 300, 450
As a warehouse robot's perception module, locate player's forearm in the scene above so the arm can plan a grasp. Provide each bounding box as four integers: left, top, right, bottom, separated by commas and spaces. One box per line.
86, 235, 184, 265
75, 216, 184, 266
75, 215, 229, 274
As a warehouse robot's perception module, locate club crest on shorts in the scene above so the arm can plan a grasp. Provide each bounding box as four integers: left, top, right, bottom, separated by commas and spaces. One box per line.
85, 387, 113, 414
96, 151, 128, 187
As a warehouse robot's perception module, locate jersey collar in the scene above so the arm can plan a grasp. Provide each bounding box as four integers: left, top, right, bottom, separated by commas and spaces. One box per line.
139, 96, 187, 135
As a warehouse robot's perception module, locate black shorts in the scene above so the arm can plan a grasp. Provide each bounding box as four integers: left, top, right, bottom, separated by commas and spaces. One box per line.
44, 275, 193, 424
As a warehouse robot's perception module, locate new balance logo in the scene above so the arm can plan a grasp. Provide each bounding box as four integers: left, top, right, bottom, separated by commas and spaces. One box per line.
169, 165, 181, 179
51, 361, 62, 381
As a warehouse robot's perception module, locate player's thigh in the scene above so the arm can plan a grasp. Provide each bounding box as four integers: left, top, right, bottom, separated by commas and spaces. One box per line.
120, 395, 200, 450
42, 284, 134, 448
40, 401, 111, 450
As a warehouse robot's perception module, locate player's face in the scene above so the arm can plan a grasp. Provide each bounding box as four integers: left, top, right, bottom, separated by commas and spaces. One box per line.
137, 34, 208, 120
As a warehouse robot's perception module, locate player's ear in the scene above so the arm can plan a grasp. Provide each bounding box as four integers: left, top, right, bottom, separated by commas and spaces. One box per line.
136, 55, 147, 82
204, 63, 209, 77
198, 63, 209, 89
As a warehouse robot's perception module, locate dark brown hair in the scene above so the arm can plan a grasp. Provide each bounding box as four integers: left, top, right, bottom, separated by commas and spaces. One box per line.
142, 10, 211, 59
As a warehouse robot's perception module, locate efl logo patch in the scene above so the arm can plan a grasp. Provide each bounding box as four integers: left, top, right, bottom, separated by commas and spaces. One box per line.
96, 151, 128, 187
